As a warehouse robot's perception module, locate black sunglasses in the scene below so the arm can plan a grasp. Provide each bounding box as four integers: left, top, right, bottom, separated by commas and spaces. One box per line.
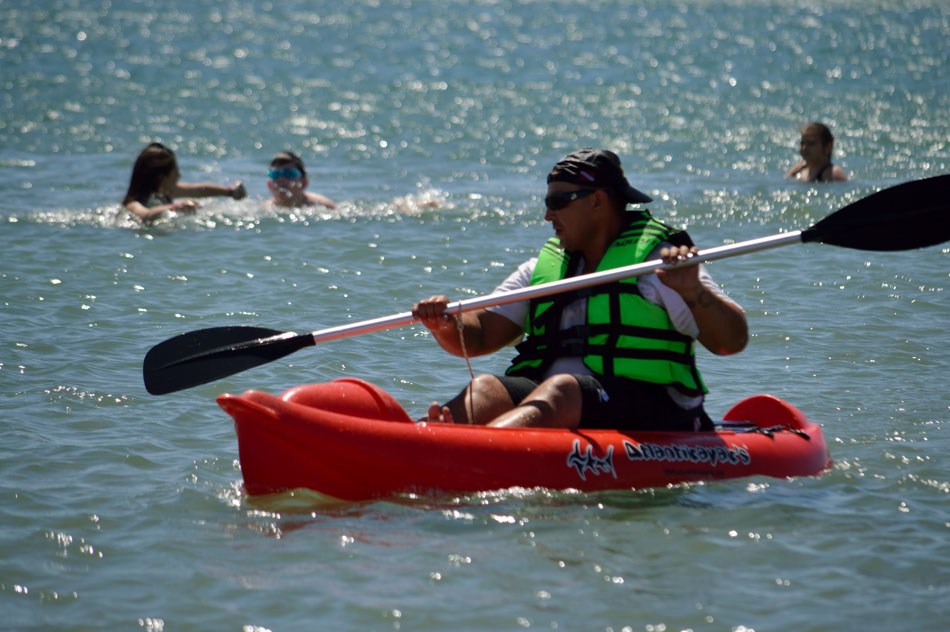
544, 188, 597, 211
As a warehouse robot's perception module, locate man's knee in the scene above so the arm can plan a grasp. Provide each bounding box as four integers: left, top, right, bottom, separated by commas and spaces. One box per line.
447, 374, 516, 425
471, 373, 502, 391
538, 374, 581, 401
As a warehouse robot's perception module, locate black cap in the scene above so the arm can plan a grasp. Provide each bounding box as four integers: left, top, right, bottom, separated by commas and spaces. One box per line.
547, 149, 652, 204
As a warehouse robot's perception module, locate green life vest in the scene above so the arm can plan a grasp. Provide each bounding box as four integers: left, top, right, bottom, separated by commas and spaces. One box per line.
506, 212, 707, 393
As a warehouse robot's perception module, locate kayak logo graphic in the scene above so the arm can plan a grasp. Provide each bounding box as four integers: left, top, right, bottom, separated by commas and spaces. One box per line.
623, 441, 751, 468
567, 440, 617, 481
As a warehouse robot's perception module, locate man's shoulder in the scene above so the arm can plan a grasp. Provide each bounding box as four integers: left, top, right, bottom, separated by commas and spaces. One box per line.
626, 211, 693, 247
495, 258, 537, 290
515, 257, 538, 281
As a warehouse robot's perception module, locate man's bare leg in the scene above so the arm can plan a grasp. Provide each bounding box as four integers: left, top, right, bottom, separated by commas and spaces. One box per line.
488, 374, 583, 429
424, 374, 516, 424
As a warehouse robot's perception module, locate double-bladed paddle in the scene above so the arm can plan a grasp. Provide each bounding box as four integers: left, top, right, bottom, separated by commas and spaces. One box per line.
144, 174, 949, 395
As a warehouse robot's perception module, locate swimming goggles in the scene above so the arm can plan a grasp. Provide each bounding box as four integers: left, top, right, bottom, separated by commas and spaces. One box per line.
544, 188, 597, 211
268, 167, 303, 180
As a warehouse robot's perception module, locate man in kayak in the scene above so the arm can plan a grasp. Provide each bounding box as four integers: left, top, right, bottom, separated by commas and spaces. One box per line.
412, 148, 748, 431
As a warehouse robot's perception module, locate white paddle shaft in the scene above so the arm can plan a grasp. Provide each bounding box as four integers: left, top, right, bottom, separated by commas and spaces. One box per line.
307, 230, 804, 345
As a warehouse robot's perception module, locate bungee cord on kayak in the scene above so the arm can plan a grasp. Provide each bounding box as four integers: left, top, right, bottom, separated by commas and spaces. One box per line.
453, 299, 477, 425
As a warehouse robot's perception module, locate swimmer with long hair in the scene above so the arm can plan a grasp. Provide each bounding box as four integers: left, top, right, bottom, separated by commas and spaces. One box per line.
122, 143, 246, 222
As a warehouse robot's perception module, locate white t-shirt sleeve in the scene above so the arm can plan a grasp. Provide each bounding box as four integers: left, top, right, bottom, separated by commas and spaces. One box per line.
485, 258, 536, 329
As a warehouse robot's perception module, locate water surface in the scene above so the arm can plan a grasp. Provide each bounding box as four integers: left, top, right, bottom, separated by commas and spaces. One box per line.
1, 0, 948, 630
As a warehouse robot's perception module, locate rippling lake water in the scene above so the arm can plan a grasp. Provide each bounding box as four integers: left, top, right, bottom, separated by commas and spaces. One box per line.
2, 0, 948, 630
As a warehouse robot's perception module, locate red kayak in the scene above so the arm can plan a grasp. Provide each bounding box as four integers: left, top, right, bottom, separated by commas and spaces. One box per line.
217, 378, 831, 501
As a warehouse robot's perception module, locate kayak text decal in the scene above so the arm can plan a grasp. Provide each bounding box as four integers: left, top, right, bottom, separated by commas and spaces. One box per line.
567, 440, 617, 481
623, 441, 751, 468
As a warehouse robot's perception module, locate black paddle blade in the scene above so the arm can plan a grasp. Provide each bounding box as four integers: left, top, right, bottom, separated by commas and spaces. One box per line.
143, 326, 315, 395
801, 174, 950, 251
